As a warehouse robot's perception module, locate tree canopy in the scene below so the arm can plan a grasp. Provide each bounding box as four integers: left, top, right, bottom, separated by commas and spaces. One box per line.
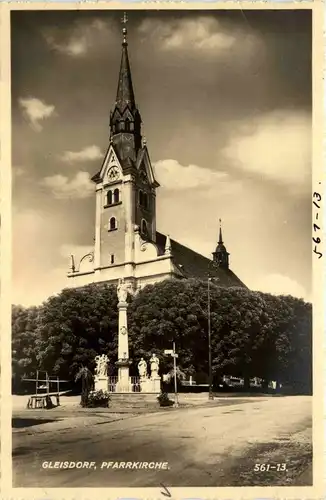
11, 279, 312, 393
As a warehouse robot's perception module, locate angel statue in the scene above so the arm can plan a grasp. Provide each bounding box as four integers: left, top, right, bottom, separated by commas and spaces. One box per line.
150, 353, 160, 378
95, 354, 109, 377
117, 278, 128, 303
138, 358, 148, 379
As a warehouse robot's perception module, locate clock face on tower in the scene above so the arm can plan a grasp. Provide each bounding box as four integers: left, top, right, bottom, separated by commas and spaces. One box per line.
107, 166, 120, 182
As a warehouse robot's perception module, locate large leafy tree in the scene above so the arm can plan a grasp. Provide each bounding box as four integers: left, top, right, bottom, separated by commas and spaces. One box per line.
128, 279, 209, 378
12, 304, 40, 391
128, 280, 266, 385
11, 278, 312, 394
35, 284, 119, 380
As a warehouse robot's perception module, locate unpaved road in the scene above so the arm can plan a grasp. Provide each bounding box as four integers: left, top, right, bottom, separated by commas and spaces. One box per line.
13, 396, 312, 487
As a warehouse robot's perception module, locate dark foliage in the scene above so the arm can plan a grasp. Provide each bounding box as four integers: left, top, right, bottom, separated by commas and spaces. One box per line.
11, 279, 312, 395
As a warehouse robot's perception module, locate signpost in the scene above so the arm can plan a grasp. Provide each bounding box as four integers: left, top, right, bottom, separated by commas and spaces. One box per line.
164, 343, 179, 407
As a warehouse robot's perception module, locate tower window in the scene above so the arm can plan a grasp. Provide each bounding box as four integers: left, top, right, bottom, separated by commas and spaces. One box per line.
143, 193, 148, 210
119, 121, 124, 131
109, 217, 117, 231
107, 190, 113, 205
129, 122, 134, 131
139, 190, 143, 206
113, 188, 120, 204
141, 219, 148, 236
110, 254, 115, 264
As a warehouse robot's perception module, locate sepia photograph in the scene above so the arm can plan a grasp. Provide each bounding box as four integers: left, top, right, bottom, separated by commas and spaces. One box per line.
4, 3, 323, 495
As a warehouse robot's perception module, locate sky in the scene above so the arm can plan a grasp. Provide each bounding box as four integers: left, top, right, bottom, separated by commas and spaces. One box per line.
11, 9, 312, 306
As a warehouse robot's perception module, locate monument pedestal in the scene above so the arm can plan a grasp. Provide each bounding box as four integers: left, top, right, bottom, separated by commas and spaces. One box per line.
140, 376, 161, 394
151, 376, 161, 394
115, 358, 132, 393
94, 376, 108, 392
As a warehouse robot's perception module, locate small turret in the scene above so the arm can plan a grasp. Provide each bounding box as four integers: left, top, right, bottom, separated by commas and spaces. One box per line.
212, 219, 230, 269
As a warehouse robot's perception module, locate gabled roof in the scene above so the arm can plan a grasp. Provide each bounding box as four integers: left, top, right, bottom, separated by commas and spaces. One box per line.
115, 39, 135, 112
155, 231, 247, 288
136, 146, 160, 188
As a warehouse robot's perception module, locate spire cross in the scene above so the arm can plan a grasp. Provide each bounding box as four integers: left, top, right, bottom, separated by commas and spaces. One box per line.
121, 12, 128, 43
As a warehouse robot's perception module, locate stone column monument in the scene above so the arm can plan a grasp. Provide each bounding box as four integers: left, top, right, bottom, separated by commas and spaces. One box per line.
115, 278, 132, 392
94, 354, 109, 391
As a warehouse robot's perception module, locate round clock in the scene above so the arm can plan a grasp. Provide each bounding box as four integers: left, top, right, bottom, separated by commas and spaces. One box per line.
108, 166, 120, 182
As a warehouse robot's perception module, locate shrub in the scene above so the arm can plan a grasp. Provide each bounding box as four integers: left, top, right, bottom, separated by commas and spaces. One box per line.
83, 389, 110, 408
157, 391, 174, 407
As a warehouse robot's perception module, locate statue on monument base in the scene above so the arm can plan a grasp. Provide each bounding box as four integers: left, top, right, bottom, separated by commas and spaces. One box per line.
94, 354, 109, 392
117, 278, 128, 304
138, 354, 161, 394
150, 353, 160, 379
138, 358, 148, 380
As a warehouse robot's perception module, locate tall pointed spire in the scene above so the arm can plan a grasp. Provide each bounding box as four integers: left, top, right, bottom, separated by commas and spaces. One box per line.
212, 219, 230, 269
110, 12, 142, 163
218, 218, 223, 244
116, 12, 135, 112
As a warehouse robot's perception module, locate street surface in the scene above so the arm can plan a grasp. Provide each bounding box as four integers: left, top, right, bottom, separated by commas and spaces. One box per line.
13, 396, 312, 487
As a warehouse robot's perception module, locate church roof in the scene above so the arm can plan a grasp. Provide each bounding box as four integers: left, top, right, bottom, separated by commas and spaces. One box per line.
115, 39, 136, 112
155, 232, 247, 288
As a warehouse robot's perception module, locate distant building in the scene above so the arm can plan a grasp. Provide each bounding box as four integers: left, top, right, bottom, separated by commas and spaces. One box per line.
68, 19, 246, 292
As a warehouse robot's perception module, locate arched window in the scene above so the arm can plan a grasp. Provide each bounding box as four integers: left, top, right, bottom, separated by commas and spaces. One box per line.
109, 217, 117, 231
125, 119, 130, 132
139, 190, 143, 206
119, 121, 124, 131
143, 193, 148, 210
129, 122, 134, 131
113, 188, 119, 204
107, 190, 113, 205
110, 254, 115, 264
141, 219, 148, 236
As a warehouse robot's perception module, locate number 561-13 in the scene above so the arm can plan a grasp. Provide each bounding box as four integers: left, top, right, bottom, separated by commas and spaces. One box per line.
254, 463, 287, 472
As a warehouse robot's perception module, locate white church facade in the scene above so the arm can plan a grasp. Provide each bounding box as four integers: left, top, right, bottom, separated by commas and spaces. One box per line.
67, 18, 246, 293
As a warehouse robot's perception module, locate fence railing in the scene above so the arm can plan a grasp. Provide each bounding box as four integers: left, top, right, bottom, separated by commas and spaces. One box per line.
107, 376, 141, 393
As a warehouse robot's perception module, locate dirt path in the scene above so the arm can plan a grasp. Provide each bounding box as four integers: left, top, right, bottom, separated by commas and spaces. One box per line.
13, 396, 312, 487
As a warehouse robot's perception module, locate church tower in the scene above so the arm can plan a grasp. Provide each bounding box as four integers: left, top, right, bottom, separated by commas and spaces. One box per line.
67, 16, 246, 292
91, 13, 159, 276
212, 219, 230, 269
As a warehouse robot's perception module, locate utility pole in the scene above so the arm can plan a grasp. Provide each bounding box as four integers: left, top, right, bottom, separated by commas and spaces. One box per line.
173, 342, 179, 408
208, 276, 213, 400
164, 343, 179, 408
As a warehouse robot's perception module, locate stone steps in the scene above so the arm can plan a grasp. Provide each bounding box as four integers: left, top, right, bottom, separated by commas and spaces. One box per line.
108, 393, 160, 409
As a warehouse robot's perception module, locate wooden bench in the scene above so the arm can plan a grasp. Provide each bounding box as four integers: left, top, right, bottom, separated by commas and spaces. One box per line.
27, 393, 60, 409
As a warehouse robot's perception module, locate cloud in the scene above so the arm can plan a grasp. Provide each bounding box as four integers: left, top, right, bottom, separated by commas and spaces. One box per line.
41, 171, 94, 199
12, 209, 83, 306
19, 97, 55, 131
13, 265, 69, 307
137, 16, 263, 61
138, 17, 235, 52
222, 111, 311, 190
43, 18, 111, 57
252, 273, 310, 301
154, 159, 229, 190
60, 145, 103, 163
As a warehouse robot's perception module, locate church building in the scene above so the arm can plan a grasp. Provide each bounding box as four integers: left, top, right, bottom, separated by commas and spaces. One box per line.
67, 17, 246, 292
